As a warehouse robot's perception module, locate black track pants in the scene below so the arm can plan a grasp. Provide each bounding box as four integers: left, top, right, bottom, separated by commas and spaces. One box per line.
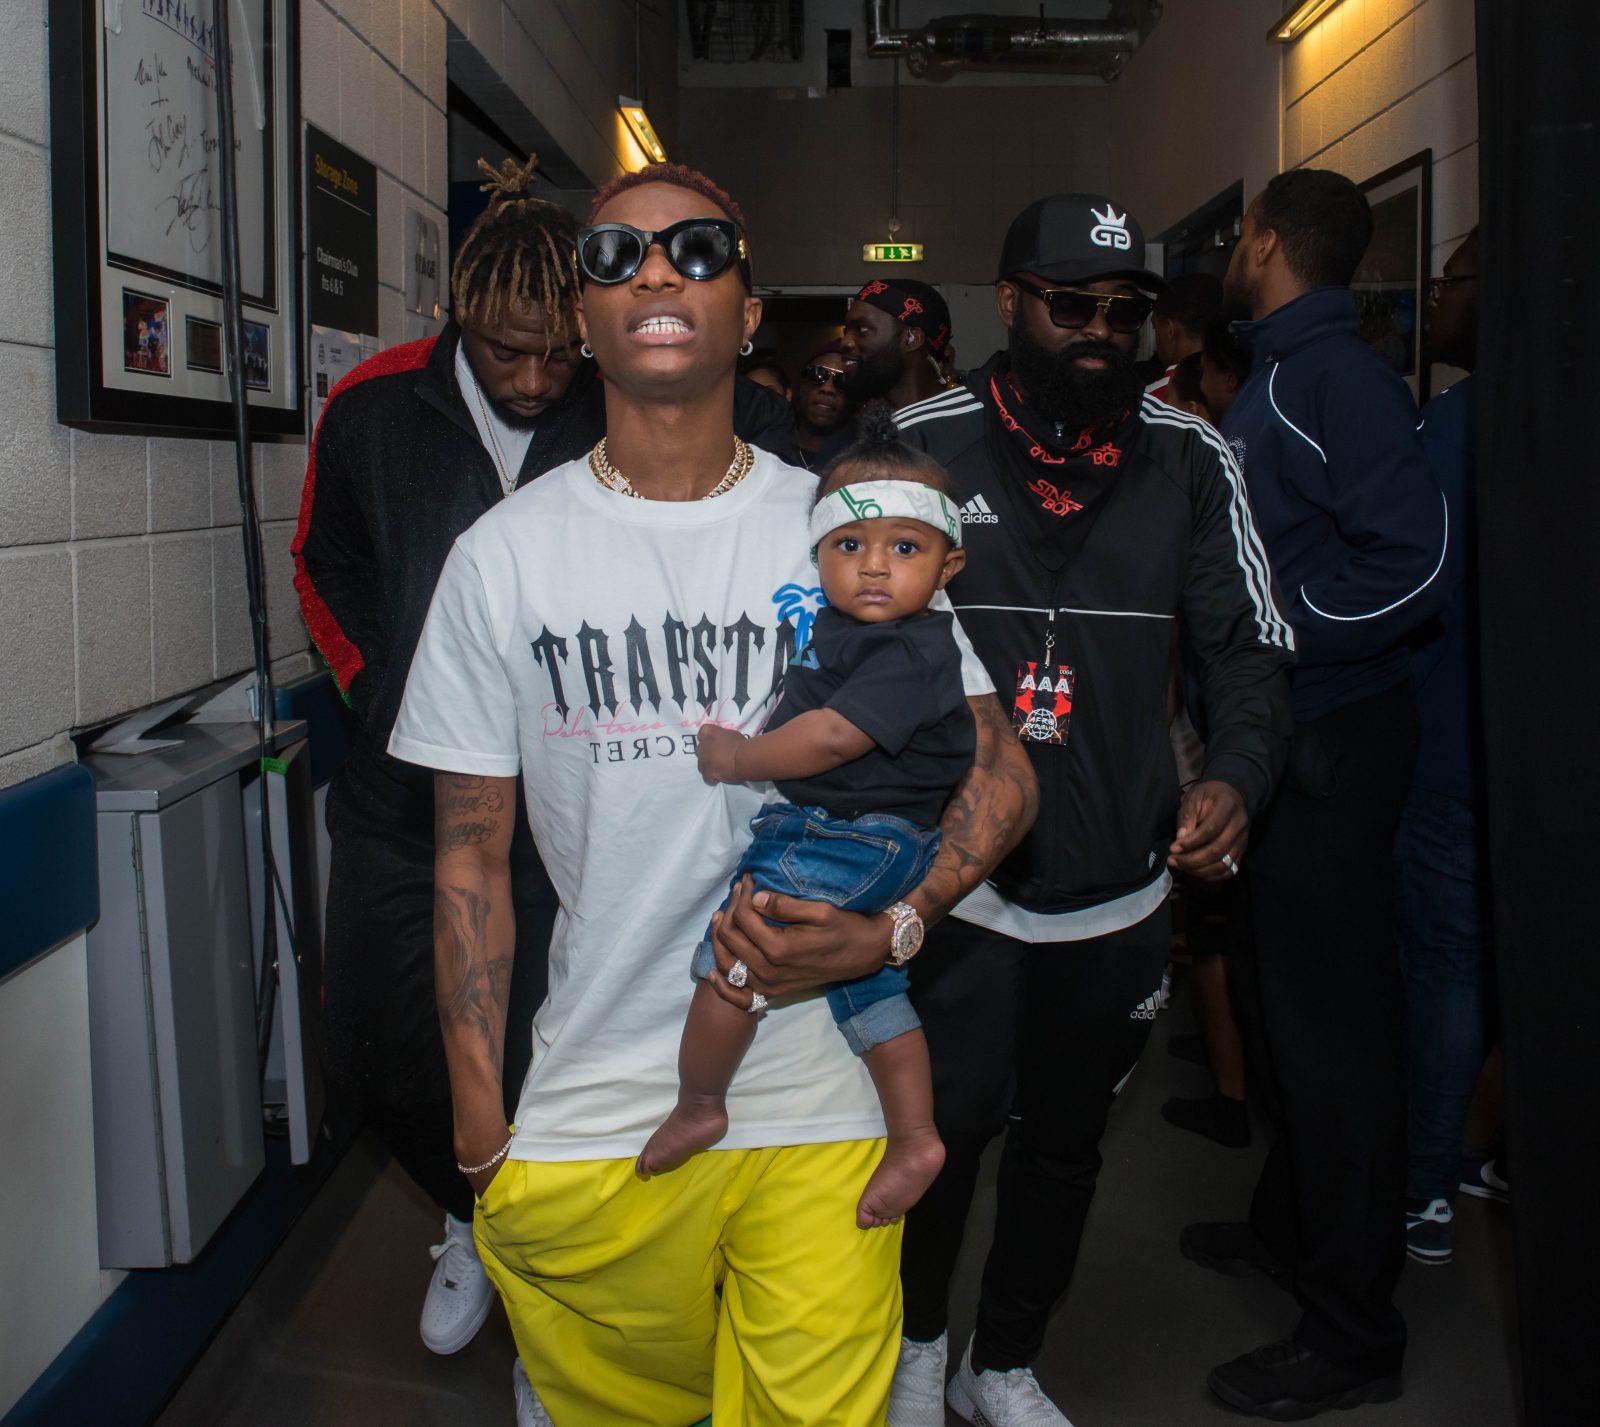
321, 747, 555, 1222
1237, 680, 1418, 1369
900, 905, 1170, 1367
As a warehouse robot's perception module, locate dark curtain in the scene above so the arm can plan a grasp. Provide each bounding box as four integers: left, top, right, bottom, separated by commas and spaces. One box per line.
1475, 5, 1600, 1423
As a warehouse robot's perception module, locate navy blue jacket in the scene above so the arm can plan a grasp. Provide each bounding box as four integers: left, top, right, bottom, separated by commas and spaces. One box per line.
1221, 287, 1449, 720
1411, 375, 1480, 803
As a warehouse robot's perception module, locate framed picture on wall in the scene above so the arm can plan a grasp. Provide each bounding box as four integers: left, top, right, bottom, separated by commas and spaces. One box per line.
1354, 149, 1433, 404
49, 0, 303, 437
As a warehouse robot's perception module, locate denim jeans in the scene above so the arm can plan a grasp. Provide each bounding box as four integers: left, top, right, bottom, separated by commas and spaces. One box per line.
1393, 785, 1495, 1202
690, 802, 940, 1054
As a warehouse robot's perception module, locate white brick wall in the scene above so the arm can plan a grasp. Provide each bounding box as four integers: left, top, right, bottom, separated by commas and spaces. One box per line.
0, 0, 479, 786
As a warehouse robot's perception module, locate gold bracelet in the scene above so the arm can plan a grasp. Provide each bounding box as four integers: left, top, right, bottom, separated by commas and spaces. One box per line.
457, 1135, 514, 1176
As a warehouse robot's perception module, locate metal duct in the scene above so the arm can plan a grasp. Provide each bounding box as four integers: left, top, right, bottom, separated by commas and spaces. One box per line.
865, 0, 1152, 82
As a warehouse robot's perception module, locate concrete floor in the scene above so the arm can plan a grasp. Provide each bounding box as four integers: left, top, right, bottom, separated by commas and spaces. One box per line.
156, 988, 1519, 1427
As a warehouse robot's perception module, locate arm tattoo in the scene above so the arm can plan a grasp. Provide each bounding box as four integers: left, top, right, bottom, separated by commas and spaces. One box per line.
438, 775, 506, 851
431, 774, 515, 1085
434, 883, 512, 1077
922, 697, 1039, 923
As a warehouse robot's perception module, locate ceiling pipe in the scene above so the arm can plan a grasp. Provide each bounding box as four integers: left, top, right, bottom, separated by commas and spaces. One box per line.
865, 0, 1147, 82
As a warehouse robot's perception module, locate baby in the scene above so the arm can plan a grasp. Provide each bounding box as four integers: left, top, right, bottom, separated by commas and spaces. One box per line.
637, 407, 975, 1229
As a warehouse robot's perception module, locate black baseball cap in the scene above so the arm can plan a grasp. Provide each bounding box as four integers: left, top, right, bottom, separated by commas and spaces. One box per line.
998, 193, 1167, 292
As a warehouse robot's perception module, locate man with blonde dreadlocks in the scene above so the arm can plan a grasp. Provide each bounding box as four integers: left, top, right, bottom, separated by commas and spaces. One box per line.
292, 157, 597, 1381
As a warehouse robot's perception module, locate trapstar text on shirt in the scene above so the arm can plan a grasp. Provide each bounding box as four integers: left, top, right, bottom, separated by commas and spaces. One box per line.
530, 609, 803, 723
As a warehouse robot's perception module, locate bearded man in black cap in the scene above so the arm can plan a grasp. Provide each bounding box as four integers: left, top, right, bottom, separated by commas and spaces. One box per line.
886, 193, 1296, 1426
839, 277, 968, 415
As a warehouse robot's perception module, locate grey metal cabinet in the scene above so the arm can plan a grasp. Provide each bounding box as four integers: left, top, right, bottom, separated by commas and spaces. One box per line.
83, 723, 306, 1268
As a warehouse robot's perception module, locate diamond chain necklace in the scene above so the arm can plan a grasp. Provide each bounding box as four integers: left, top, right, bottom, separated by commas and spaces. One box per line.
588, 437, 754, 501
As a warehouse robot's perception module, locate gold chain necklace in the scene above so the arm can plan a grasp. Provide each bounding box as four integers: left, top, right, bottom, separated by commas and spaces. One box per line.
589, 437, 754, 501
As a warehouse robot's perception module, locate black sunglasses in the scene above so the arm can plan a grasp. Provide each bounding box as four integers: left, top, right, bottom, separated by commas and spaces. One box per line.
1009, 278, 1155, 334
801, 363, 847, 389
577, 219, 751, 287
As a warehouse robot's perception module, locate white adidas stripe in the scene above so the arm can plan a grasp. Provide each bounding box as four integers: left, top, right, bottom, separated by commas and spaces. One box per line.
1139, 397, 1296, 651
1142, 398, 1293, 650
896, 398, 983, 431
893, 386, 980, 421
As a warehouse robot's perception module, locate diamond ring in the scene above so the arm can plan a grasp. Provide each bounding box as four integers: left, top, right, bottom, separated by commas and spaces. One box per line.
727, 959, 750, 988
1221, 852, 1240, 876
747, 992, 769, 1015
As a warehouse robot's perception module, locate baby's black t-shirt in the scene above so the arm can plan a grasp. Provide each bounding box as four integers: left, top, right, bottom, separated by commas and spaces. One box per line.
765, 607, 976, 826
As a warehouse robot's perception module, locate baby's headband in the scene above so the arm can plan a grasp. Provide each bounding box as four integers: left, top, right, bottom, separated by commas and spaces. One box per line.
809, 480, 962, 564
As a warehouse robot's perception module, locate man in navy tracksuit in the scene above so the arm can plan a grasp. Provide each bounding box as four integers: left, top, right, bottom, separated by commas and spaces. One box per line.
1185, 169, 1449, 1419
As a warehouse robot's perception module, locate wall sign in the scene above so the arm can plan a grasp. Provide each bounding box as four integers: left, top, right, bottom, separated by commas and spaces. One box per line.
305, 125, 378, 335
405, 207, 441, 320
49, 0, 303, 437
303, 124, 379, 430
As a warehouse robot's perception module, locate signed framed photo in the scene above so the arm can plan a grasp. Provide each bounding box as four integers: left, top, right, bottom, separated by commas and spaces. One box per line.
50, 0, 303, 436
1354, 149, 1432, 404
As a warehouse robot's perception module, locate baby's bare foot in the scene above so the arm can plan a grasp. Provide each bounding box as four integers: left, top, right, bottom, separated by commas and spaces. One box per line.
857, 1125, 946, 1229
636, 1098, 729, 1178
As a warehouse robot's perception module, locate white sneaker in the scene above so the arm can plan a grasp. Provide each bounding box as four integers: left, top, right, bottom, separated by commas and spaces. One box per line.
947, 1335, 1074, 1426
513, 1357, 554, 1427
888, 1332, 949, 1427
419, 1213, 495, 1354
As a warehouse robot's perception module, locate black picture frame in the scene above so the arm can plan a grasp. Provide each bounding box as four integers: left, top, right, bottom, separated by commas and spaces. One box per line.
1354, 149, 1433, 404
49, 0, 304, 437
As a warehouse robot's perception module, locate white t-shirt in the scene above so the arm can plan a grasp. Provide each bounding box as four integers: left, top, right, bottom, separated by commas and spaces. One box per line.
390, 452, 994, 1162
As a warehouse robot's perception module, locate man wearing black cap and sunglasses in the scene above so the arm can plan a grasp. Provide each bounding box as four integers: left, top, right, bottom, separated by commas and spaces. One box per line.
839, 277, 957, 414
886, 193, 1295, 1425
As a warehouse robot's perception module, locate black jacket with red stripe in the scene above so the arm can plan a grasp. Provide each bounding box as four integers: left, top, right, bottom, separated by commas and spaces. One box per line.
291, 320, 801, 766
895, 355, 1296, 915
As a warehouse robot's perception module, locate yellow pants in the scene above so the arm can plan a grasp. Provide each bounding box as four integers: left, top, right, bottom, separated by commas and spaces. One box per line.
472, 1139, 902, 1427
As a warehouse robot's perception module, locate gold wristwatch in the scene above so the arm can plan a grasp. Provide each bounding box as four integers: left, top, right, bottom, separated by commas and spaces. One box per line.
884, 902, 925, 967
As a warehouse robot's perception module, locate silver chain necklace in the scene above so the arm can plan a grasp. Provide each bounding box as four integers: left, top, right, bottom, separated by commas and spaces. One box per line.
467, 375, 518, 498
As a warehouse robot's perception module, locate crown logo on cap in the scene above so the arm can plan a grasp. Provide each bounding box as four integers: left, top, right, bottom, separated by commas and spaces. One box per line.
1088, 204, 1132, 251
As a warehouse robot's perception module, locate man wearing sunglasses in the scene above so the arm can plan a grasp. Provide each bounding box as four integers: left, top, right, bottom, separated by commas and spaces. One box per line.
389, 163, 1034, 1427
885, 192, 1295, 1426
791, 344, 853, 467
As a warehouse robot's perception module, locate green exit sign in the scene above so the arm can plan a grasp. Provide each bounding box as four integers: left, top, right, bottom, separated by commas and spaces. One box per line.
862, 242, 924, 262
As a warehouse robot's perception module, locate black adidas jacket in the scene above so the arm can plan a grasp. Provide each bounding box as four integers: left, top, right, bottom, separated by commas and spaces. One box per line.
895, 355, 1295, 915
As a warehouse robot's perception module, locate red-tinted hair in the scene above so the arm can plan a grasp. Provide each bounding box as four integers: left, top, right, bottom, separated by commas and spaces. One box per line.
590, 163, 748, 231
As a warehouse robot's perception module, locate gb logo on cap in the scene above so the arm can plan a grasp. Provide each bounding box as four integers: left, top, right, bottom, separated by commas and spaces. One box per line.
1088, 204, 1132, 251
